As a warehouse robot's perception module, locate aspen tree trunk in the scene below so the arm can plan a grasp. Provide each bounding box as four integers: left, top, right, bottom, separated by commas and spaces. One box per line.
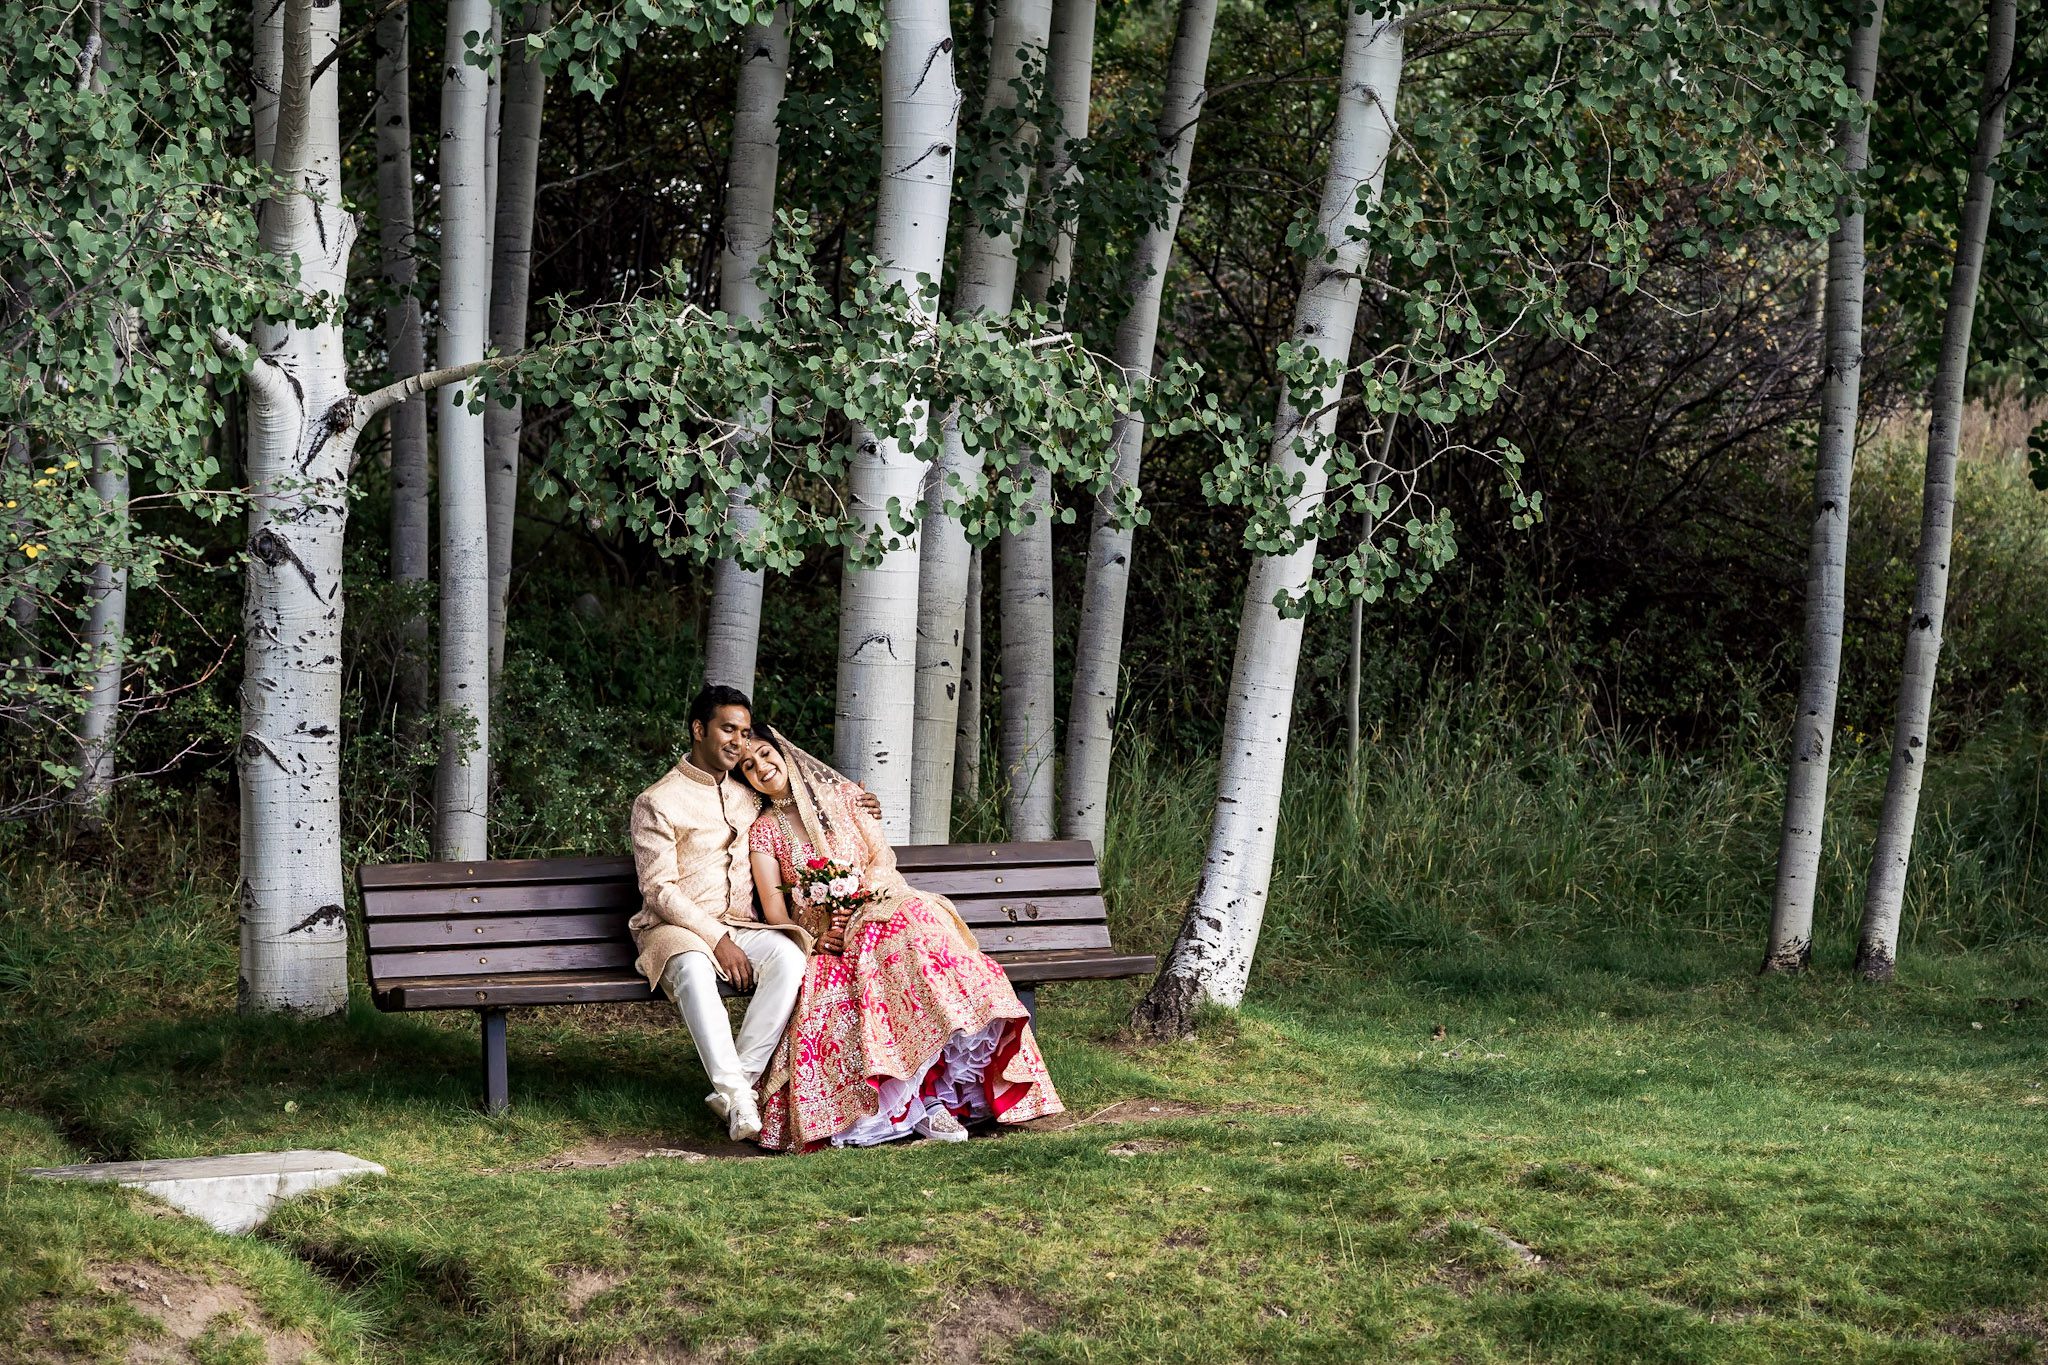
1135, 5, 1405, 1037
484, 6, 501, 256
4, 432, 33, 664
703, 5, 792, 694
953, 545, 984, 803
238, 0, 355, 1014
375, 3, 431, 717
834, 0, 961, 839
1762, 0, 1884, 974
909, 0, 1054, 842
71, 19, 125, 822
484, 1, 549, 688
1856, 0, 2015, 981
1060, 0, 1218, 846
1016, 0, 1096, 315
993, 0, 1092, 841
434, 0, 495, 861
73, 327, 129, 820
999, 464, 1056, 835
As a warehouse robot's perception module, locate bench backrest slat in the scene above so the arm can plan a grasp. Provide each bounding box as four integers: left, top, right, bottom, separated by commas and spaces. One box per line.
359, 839, 1114, 997
363, 880, 638, 919
365, 912, 633, 951
970, 922, 1112, 954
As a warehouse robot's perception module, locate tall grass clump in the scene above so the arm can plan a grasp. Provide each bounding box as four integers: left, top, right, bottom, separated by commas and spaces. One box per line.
1098, 688, 2048, 976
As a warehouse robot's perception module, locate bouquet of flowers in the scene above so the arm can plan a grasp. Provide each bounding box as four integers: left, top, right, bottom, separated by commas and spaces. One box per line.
784, 856, 880, 950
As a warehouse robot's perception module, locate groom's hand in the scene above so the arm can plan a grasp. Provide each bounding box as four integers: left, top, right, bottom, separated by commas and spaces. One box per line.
713, 934, 754, 991
855, 785, 882, 820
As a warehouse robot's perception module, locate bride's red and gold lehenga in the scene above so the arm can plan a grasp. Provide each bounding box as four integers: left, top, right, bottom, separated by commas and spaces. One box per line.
750, 775, 1063, 1151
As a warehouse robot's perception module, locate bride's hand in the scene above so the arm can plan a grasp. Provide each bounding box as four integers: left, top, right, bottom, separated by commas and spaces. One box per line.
819, 908, 853, 954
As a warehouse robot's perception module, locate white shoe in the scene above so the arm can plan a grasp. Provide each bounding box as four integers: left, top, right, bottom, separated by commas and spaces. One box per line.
726, 1090, 763, 1143
705, 1090, 731, 1120
913, 1106, 968, 1142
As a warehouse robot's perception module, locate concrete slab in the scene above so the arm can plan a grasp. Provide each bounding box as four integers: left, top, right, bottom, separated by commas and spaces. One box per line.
28, 1149, 386, 1234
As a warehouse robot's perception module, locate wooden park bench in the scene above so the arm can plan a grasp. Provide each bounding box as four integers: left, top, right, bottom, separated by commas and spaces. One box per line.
356, 840, 1154, 1113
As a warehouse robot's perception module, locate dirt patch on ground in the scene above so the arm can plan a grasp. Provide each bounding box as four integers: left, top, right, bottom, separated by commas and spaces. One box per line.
1939, 1308, 2048, 1360
1104, 1139, 1179, 1157
93, 1262, 317, 1364
1018, 1098, 1215, 1132
557, 1266, 627, 1320
1416, 1218, 1544, 1297
918, 1286, 1058, 1364
512, 1137, 768, 1171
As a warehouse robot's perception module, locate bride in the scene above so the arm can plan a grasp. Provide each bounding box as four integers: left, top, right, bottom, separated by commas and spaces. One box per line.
736, 721, 1063, 1150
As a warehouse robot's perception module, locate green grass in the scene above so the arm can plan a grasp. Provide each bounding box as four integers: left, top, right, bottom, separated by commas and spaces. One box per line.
3, 719, 2045, 1363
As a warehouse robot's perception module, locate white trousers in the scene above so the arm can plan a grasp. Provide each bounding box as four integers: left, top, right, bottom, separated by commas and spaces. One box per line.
659, 926, 805, 1104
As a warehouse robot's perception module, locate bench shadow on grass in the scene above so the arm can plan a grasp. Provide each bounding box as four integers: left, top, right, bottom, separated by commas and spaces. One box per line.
26, 995, 732, 1162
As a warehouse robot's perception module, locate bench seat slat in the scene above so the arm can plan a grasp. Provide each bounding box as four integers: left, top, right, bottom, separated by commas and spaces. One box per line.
993, 950, 1159, 984
374, 945, 1154, 1010
377, 969, 659, 1010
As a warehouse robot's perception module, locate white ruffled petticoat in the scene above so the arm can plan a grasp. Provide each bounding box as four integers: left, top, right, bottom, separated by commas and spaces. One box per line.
828, 1020, 1007, 1147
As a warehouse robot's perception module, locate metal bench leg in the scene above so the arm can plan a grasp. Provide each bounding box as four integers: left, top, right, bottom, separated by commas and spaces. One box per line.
1016, 988, 1037, 1028
481, 1008, 509, 1115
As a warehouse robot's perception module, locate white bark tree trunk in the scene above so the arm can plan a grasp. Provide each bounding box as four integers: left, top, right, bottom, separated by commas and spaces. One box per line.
239, 0, 355, 1015
484, 5, 502, 262
5, 432, 34, 665
72, 319, 130, 821
375, 2, 431, 717
1763, 0, 1884, 974
993, 0, 1092, 842
954, 545, 984, 803
1135, 5, 1405, 1036
834, 0, 961, 839
1016, 0, 1095, 316
1856, 0, 2015, 982
703, 5, 792, 695
1060, 0, 1219, 846
434, 0, 496, 861
484, 1, 549, 689
999, 463, 1057, 836
909, 0, 1055, 842
68, 7, 126, 821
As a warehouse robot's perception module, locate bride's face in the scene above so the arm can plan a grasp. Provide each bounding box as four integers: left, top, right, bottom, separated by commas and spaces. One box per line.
738, 739, 792, 800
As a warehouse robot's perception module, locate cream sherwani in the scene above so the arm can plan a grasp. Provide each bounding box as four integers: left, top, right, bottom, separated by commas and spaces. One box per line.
628, 756, 810, 986
629, 757, 810, 1115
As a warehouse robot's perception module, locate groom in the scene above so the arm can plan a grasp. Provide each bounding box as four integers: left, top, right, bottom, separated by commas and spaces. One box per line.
627, 685, 879, 1141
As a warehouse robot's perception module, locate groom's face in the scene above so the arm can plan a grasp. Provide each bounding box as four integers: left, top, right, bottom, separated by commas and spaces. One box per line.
691, 705, 753, 775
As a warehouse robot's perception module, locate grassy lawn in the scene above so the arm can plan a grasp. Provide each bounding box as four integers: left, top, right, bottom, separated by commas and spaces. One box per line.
4, 896, 2045, 1364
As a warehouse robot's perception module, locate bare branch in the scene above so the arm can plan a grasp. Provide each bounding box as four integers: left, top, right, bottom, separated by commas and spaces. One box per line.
352, 356, 505, 430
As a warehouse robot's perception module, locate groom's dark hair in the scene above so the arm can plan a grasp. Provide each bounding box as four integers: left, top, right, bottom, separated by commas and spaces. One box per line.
688, 684, 753, 736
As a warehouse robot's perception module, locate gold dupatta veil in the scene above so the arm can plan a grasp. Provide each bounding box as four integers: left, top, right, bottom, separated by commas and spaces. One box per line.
758, 723, 978, 952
